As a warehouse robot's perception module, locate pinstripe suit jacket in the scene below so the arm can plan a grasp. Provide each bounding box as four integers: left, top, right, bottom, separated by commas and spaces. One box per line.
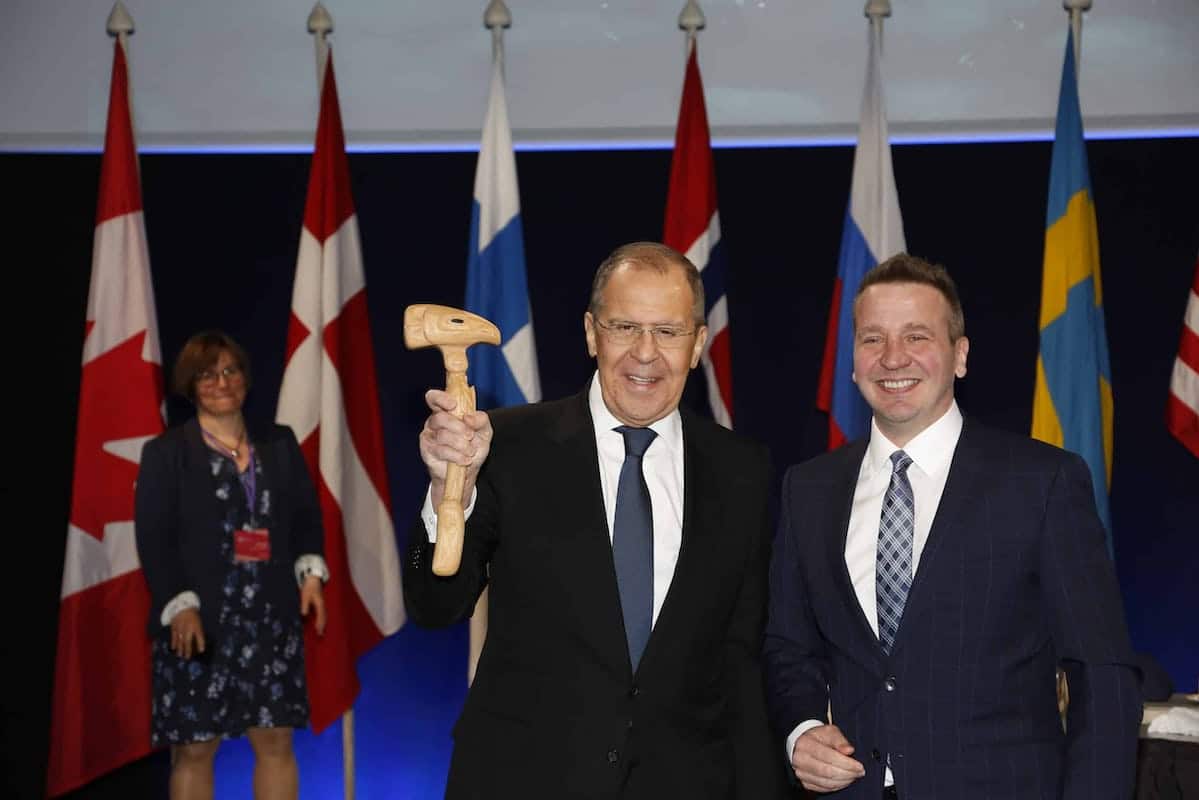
763, 418, 1141, 799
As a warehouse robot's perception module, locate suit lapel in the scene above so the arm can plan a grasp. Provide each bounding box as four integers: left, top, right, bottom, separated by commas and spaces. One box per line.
889, 418, 981, 658
826, 440, 886, 661
642, 410, 708, 668
548, 390, 633, 674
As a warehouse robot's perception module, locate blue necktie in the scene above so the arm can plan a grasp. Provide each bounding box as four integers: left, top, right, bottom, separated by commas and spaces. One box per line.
876, 450, 914, 654
612, 425, 657, 670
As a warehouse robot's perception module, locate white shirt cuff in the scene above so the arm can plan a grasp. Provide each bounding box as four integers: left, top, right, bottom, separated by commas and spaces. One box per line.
295, 554, 330, 586
786, 719, 827, 762
420, 484, 477, 543
160, 590, 201, 627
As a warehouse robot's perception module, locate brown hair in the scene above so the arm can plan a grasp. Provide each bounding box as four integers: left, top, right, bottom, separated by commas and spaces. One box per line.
588, 242, 706, 326
171, 330, 252, 402
855, 253, 966, 341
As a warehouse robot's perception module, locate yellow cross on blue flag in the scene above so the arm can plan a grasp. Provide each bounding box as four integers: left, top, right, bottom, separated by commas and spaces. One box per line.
1032, 29, 1114, 552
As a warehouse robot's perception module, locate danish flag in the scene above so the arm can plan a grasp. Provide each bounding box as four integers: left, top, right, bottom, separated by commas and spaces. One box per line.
275, 49, 404, 732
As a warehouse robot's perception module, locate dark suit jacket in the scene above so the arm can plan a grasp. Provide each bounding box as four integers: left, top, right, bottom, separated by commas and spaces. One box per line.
404, 389, 785, 799
764, 418, 1142, 799
134, 417, 323, 638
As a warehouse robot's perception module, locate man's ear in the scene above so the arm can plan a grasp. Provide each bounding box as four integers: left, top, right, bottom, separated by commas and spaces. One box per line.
689, 325, 708, 369
584, 312, 598, 358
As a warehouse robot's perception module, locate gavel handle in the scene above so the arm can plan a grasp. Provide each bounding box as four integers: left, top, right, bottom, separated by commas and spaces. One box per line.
434, 367, 474, 576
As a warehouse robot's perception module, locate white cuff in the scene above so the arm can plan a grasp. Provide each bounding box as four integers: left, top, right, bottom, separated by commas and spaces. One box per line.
295, 554, 330, 586
786, 719, 827, 762
160, 591, 201, 627
420, 484, 477, 543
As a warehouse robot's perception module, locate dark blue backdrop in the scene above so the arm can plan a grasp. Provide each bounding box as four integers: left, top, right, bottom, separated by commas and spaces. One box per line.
13, 136, 1199, 798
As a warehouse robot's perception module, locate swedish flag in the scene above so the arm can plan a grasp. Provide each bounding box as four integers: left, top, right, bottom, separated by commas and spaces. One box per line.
1032, 29, 1114, 550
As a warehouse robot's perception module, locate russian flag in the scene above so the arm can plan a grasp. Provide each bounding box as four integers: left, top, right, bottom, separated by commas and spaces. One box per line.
816, 18, 906, 449
664, 42, 733, 429
465, 50, 540, 410
1031, 29, 1114, 544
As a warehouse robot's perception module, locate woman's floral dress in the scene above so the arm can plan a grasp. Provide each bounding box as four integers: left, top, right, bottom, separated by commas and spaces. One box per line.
150, 446, 309, 745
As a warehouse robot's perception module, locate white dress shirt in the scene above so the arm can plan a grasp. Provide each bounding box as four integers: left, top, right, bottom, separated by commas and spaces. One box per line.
786, 402, 964, 786
422, 373, 685, 627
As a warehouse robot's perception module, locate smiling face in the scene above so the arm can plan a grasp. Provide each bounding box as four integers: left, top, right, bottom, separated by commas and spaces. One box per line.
193, 349, 247, 419
583, 261, 707, 428
852, 281, 969, 446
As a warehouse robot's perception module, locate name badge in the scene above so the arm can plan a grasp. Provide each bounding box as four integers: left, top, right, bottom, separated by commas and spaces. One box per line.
234, 528, 271, 562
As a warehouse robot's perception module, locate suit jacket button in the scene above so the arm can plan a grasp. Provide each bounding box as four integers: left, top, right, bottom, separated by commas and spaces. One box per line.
871, 748, 881, 762
607, 749, 619, 764
883, 677, 897, 692
629, 685, 640, 698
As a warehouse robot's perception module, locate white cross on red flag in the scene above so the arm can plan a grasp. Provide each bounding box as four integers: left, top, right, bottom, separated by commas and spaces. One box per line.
276, 50, 404, 732
48, 37, 165, 796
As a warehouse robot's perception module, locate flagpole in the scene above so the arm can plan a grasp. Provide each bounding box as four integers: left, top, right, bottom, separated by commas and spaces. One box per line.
465, 0, 513, 690
864, 0, 892, 55
304, 9, 353, 797
1064, 0, 1091, 75
677, 0, 704, 59
107, 3, 135, 133
308, 3, 332, 89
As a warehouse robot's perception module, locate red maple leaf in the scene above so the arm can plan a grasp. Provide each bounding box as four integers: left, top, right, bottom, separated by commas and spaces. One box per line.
68, 331, 164, 541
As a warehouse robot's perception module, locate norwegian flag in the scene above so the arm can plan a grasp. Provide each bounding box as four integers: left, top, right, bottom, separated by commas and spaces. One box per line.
664, 42, 733, 429
47, 38, 164, 796
1167, 254, 1199, 458
275, 49, 404, 732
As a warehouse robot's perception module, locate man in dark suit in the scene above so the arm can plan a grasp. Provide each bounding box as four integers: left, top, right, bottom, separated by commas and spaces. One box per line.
404, 242, 784, 799
764, 254, 1141, 799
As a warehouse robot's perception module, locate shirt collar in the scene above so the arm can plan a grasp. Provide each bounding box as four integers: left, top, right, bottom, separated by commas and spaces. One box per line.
588, 371, 683, 456
865, 400, 963, 479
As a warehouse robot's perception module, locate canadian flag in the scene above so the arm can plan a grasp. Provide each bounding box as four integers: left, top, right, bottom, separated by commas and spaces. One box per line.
1167, 254, 1199, 458
47, 38, 164, 796
276, 48, 404, 731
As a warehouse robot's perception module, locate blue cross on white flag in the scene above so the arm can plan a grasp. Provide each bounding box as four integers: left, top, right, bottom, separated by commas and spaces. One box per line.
465, 54, 541, 409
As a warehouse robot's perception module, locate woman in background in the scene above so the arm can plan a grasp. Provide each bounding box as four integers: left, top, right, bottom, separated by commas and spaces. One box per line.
135, 330, 328, 800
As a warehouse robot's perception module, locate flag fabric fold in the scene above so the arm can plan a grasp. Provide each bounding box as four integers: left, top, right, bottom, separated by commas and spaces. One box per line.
1167, 253, 1199, 458
816, 20, 906, 449
1031, 30, 1114, 546
276, 50, 403, 732
463, 45, 541, 685
664, 42, 733, 429
48, 38, 165, 797
465, 53, 540, 410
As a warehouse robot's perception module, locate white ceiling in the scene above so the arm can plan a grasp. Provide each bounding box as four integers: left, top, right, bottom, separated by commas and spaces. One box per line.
3, 0, 1197, 151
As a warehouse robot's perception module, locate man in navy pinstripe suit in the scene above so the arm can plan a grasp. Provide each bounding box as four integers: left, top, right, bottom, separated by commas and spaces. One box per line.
764, 254, 1141, 798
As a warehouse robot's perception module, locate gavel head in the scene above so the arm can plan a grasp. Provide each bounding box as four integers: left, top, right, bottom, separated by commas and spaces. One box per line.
403, 304, 502, 352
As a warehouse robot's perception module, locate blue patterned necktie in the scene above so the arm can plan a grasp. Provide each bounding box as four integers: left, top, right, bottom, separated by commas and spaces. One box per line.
612, 425, 657, 671
876, 450, 914, 655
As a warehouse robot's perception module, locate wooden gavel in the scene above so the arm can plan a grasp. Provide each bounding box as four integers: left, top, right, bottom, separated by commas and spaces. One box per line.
403, 304, 501, 576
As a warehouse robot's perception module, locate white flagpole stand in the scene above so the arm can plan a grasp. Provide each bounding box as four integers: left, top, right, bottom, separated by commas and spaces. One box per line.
303, 11, 354, 798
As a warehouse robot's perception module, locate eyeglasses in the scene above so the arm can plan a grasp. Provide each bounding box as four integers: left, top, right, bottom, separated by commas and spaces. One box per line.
196, 365, 243, 385
594, 319, 697, 349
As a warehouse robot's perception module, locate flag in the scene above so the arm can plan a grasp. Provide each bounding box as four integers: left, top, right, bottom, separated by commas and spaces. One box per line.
1031, 29, 1114, 546
664, 42, 733, 428
1167, 253, 1199, 458
276, 50, 404, 732
816, 19, 906, 449
462, 42, 541, 685
464, 51, 540, 410
48, 38, 164, 796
